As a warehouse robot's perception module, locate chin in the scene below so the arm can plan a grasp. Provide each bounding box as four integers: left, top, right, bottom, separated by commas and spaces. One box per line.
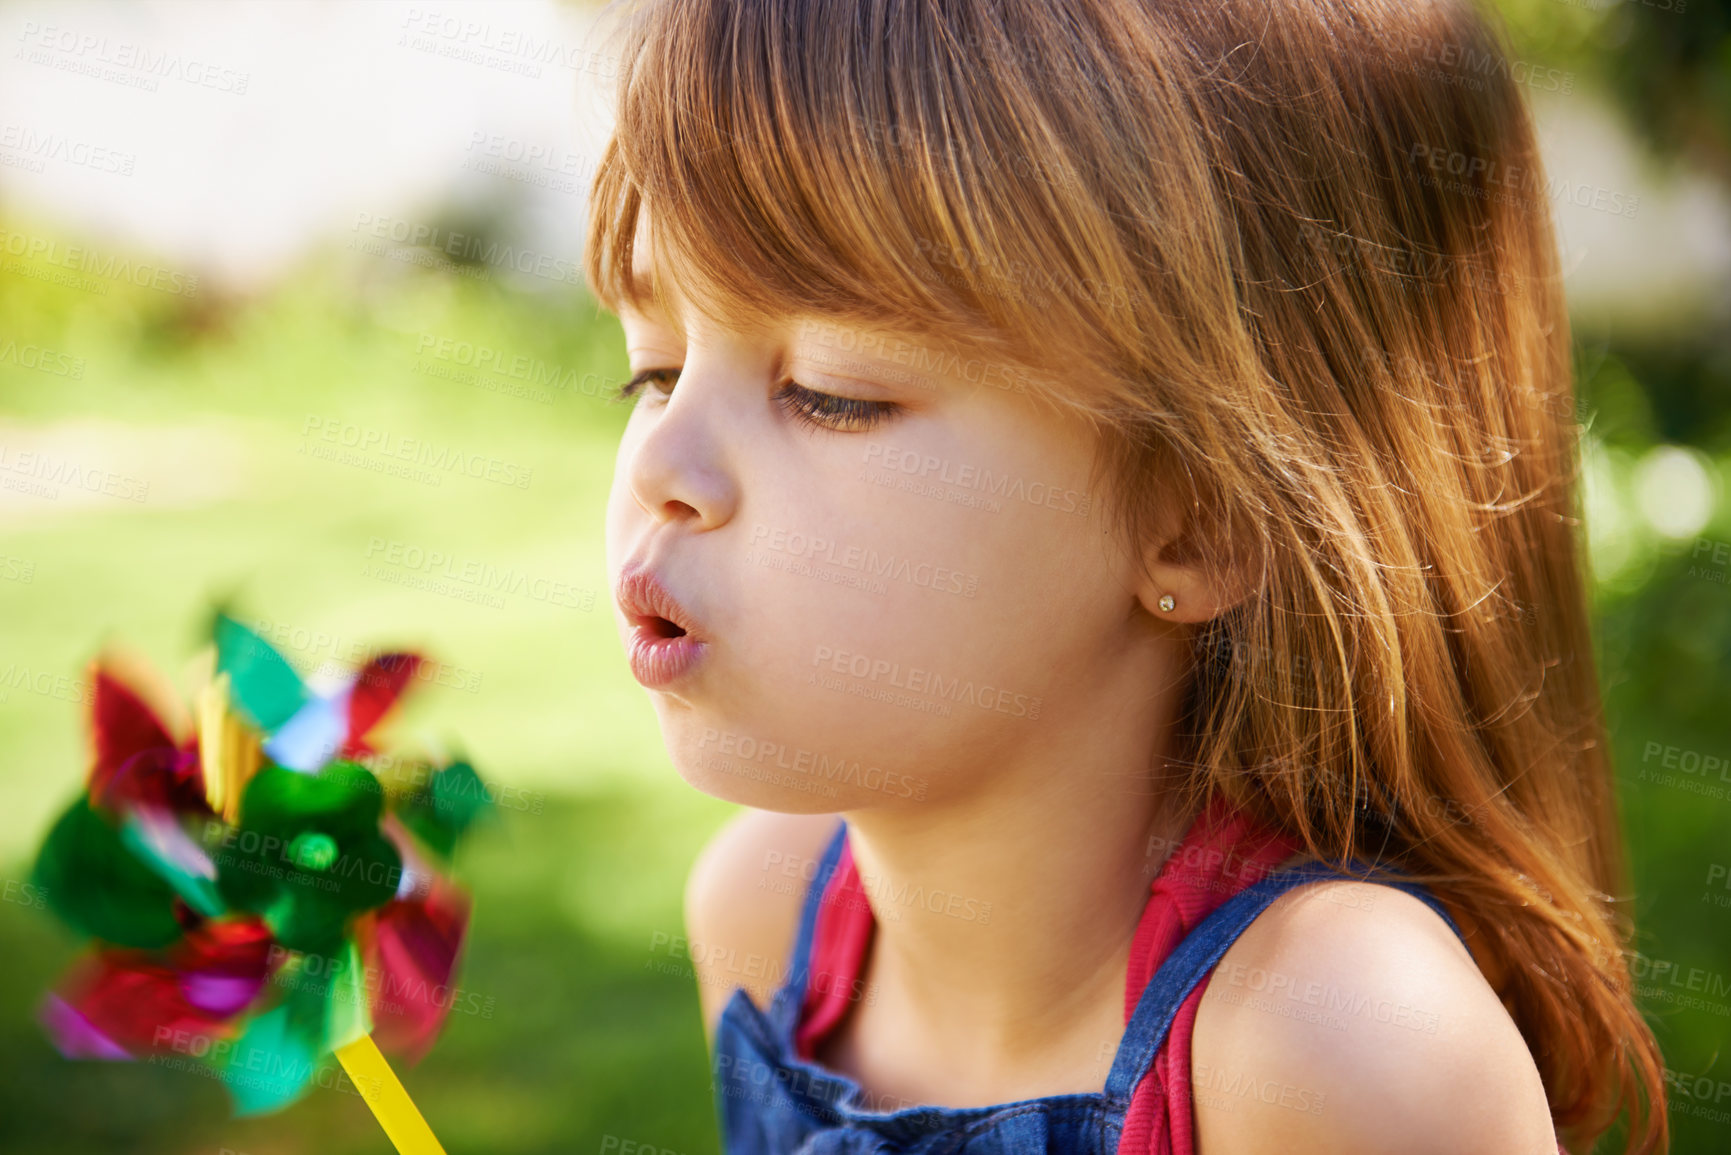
669, 752, 845, 813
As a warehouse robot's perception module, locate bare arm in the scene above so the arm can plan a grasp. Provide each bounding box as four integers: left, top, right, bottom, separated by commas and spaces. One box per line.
1190, 879, 1558, 1155
683, 808, 847, 1049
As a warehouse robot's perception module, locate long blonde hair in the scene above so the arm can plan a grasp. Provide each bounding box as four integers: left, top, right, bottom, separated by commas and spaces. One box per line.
583, 0, 1666, 1149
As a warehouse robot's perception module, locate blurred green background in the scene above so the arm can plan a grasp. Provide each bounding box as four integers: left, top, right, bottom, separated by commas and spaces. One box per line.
1, 0, 1729, 1152
0, 237, 739, 1152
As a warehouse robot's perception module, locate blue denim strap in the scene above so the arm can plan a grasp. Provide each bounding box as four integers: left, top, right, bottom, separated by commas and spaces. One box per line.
770, 816, 851, 1031
1103, 859, 1465, 1099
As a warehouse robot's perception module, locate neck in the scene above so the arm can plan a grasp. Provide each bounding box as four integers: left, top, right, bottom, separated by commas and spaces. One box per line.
838, 706, 1200, 1085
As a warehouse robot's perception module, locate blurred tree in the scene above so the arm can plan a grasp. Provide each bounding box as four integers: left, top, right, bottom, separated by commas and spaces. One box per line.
1595, 0, 1731, 185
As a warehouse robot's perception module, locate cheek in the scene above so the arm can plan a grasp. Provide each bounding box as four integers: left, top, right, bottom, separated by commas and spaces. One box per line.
714, 520, 1060, 790
602, 486, 627, 576
604, 436, 643, 555
858, 443, 1123, 697
651, 531, 992, 807
896, 468, 1111, 626
754, 426, 1116, 677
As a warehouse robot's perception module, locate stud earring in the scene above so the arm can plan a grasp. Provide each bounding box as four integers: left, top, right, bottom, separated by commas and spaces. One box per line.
1157, 593, 1176, 613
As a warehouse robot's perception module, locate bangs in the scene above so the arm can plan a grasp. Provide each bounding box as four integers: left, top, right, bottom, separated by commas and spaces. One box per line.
582, 0, 1195, 390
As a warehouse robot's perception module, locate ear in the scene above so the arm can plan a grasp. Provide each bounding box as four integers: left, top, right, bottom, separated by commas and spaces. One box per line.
1130, 506, 1255, 625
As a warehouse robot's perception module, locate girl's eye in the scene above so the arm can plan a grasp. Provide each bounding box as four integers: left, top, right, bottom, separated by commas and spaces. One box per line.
613, 368, 899, 433
775, 381, 899, 433
612, 367, 678, 403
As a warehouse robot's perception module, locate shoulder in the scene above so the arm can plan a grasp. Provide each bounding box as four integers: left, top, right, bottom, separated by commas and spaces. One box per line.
682, 807, 847, 1046
1190, 876, 1557, 1155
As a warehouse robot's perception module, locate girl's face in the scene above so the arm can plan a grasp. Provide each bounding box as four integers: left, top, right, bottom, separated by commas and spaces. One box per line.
605, 268, 1168, 813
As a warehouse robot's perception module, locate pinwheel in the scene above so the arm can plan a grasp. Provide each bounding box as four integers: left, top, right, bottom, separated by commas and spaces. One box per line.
29, 609, 490, 1154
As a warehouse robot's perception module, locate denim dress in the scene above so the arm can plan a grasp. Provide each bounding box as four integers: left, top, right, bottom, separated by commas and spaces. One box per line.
709, 819, 1470, 1154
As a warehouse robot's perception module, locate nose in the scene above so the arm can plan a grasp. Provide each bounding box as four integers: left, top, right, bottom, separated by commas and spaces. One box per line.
620, 357, 740, 531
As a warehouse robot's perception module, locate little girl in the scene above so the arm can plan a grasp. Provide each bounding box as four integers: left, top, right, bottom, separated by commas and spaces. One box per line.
586, 0, 1666, 1151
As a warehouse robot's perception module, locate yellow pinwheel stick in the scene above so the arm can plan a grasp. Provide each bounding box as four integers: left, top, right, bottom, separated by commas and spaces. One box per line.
333, 1034, 447, 1155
